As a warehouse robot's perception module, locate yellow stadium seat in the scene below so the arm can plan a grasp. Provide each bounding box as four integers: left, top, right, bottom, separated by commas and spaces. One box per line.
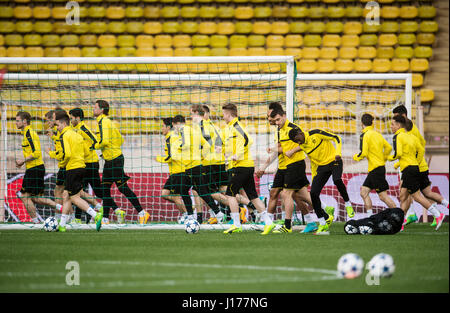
322, 34, 341, 47
71, 22, 90, 34
144, 22, 162, 34
290, 22, 308, 34
343, 22, 362, 35
247, 47, 265, 56
0, 36, 3, 47
303, 35, 322, 47
180, 21, 198, 34
380, 6, 399, 19
302, 89, 321, 105
309, 7, 326, 19
160, 6, 179, 18
360, 34, 378, 46
326, 21, 344, 34
42, 34, 60, 47
363, 22, 380, 33
15, 21, 33, 33
398, 33, 416, 45
191, 35, 210, 47
0, 21, 15, 33
302, 47, 320, 59
412, 73, 423, 87
52, 7, 70, 19
235, 22, 253, 34
25, 46, 44, 58
108, 21, 126, 34
272, 21, 290, 35
345, 6, 363, 18
400, 6, 418, 19
354, 59, 372, 72
5, 34, 23, 46
24, 34, 42, 46
33, 6, 51, 19
284, 35, 302, 48
380, 22, 399, 33
327, 6, 345, 18
317, 59, 335, 72
419, 21, 438, 33
135, 35, 153, 48
273, 6, 289, 18
33, 21, 53, 33
14, 6, 32, 19
154, 35, 172, 48
417, 33, 435, 45
378, 34, 397, 46
217, 6, 234, 18
339, 47, 357, 59
400, 21, 418, 33
340, 89, 357, 103
229, 47, 247, 56
162, 21, 179, 34
117, 35, 135, 47
253, 21, 271, 34
372, 59, 391, 73
395, 46, 414, 59
335, 59, 354, 72
420, 89, 434, 102
229, 35, 247, 48
254, 6, 272, 18
377, 47, 394, 58
144, 7, 159, 18
285, 48, 302, 59
391, 58, 410, 72
118, 47, 136, 57
235, 6, 254, 19
320, 47, 338, 59
136, 47, 155, 57
171, 34, 190, 48
199, 6, 217, 18
126, 6, 144, 18
308, 22, 326, 33
418, 6, 436, 18
180, 6, 197, 18
174, 47, 192, 56
79, 34, 96, 46
341, 35, 359, 47
97, 35, 117, 48
88, 6, 105, 18
298, 59, 317, 73
198, 22, 217, 35
81, 46, 99, 57
0, 6, 13, 18
106, 6, 125, 19
155, 48, 174, 57
414, 46, 433, 58
60, 34, 79, 46
247, 35, 265, 47
127, 22, 144, 34
266, 35, 284, 48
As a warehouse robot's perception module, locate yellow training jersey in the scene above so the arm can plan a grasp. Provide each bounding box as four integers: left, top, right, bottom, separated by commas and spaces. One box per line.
156, 131, 185, 175
94, 114, 123, 161
388, 128, 424, 172
21, 125, 44, 169
48, 126, 65, 169
353, 126, 392, 172
178, 123, 208, 170
223, 117, 254, 169
58, 126, 87, 171
295, 129, 342, 177
408, 123, 428, 172
278, 119, 306, 166
72, 121, 99, 164
199, 118, 225, 166
276, 129, 287, 170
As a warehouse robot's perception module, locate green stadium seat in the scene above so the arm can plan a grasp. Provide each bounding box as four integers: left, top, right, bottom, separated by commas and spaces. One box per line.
378, 34, 398, 46
144, 22, 162, 34
127, 22, 144, 34
288, 7, 307, 18
359, 34, 378, 46
160, 6, 179, 18
191, 35, 210, 47
33, 6, 51, 19
234, 6, 254, 19
23, 34, 42, 46
229, 35, 248, 48
391, 58, 410, 72
15, 21, 33, 33
235, 22, 253, 34
394, 46, 414, 59
162, 21, 179, 34
118, 47, 136, 57
399, 21, 418, 33
380, 22, 399, 33
89, 22, 108, 34
417, 33, 435, 45
217, 6, 234, 18
42, 34, 60, 47
362, 22, 381, 33
254, 6, 272, 18
399, 6, 418, 19
410, 58, 429, 72
326, 6, 345, 18
308, 7, 326, 19
180, 6, 198, 18
81, 46, 100, 57
419, 21, 439, 33
88, 6, 106, 18
0, 21, 15, 33
99, 47, 118, 57
418, 6, 436, 18
108, 22, 126, 34
0, 6, 13, 18
414, 46, 433, 58
325, 22, 344, 34
303, 35, 322, 47
341, 35, 359, 47
79, 34, 97, 46
71, 22, 90, 34
308, 22, 326, 33
5, 34, 23, 46
322, 34, 341, 47
199, 6, 217, 18
117, 35, 135, 48
354, 59, 372, 72
345, 6, 363, 18
289, 22, 308, 34
60, 34, 79, 46
398, 33, 416, 45
126, 6, 144, 18
247, 35, 265, 47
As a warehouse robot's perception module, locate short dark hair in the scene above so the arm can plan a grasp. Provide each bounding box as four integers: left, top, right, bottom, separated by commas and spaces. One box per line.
222, 103, 238, 117
162, 117, 173, 128
16, 111, 32, 124
393, 105, 408, 116
191, 104, 205, 116
172, 115, 185, 124
268, 101, 283, 111
202, 105, 210, 114
288, 127, 304, 143
44, 110, 54, 120
96, 99, 110, 115
404, 118, 413, 132
269, 107, 286, 118
393, 114, 406, 126
361, 113, 374, 126
69, 107, 84, 120
55, 110, 70, 125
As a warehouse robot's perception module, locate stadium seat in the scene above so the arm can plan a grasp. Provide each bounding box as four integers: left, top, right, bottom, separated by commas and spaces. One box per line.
335, 59, 354, 72
391, 58, 410, 72
106, 6, 126, 19
247, 35, 265, 47
41, 34, 60, 47
108, 22, 126, 34
217, 22, 234, 35
81, 46, 99, 57
25, 46, 44, 57
417, 33, 435, 45
266, 35, 284, 48
272, 6, 289, 18
181, 6, 197, 18
420, 88, 434, 102
0, 21, 15, 33
97, 35, 117, 48
234, 6, 254, 19
372, 59, 391, 72
289, 22, 308, 34
414, 46, 433, 58
354, 59, 372, 72
398, 33, 416, 45
285, 48, 302, 59
117, 35, 135, 48
341, 35, 359, 47
24, 34, 42, 46
135, 47, 155, 57
358, 46, 377, 58
298, 59, 317, 73
174, 47, 192, 56
327, 6, 345, 19
127, 22, 144, 34
199, 6, 217, 18
154, 35, 172, 48
144, 7, 160, 18
162, 22, 179, 34
302, 47, 320, 59
14, 6, 32, 19
126, 6, 144, 18
71, 22, 90, 34
198, 22, 217, 35
321, 35, 341, 48
52, 7, 70, 19
377, 47, 394, 58
359, 34, 378, 46
419, 21, 439, 33
89, 22, 108, 34
5, 34, 23, 46
379, 34, 398, 46
412, 73, 424, 87
380, 6, 399, 19
309, 7, 326, 19
400, 21, 419, 33
284, 34, 302, 48
272, 21, 290, 35
172, 35, 190, 48
303, 35, 322, 47
343, 22, 362, 35
380, 22, 399, 33
345, 6, 363, 18
0, 6, 13, 18
325, 21, 344, 34
88, 6, 106, 18
320, 47, 338, 59
32, 21, 52, 33
395, 46, 414, 59
33, 6, 51, 19
229, 35, 248, 48
308, 22, 326, 34
78, 34, 96, 47
254, 6, 272, 18
317, 59, 335, 72
160, 6, 179, 18
362, 22, 380, 33
339, 47, 357, 59
302, 89, 321, 105
418, 6, 436, 18
192, 35, 210, 47
235, 22, 253, 34
217, 6, 234, 18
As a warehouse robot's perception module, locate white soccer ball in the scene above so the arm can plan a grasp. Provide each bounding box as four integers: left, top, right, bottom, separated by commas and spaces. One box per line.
177, 214, 188, 225
43, 216, 59, 232
185, 219, 200, 234
359, 225, 373, 235
366, 253, 395, 278
337, 253, 364, 279
344, 224, 359, 235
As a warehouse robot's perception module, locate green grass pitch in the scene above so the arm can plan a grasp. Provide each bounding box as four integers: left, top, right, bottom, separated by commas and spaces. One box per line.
0, 222, 448, 293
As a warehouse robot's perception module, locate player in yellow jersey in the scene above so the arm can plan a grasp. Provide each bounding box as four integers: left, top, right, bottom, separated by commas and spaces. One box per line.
156, 117, 187, 217
15, 112, 62, 223
53, 111, 103, 232
221, 103, 275, 234
388, 115, 445, 230
93, 100, 150, 224
353, 114, 396, 215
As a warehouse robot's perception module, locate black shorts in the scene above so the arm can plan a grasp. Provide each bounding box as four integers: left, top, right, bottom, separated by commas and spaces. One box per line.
65, 168, 86, 196
102, 154, 130, 186
419, 170, 431, 191
21, 164, 45, 196
401, 165, 421, 194
284, 160, 309, 190
225, 166, 258, 200
272, 168, 286, 189
83, 162, 103, 197
56, 168, 66, 186
363, 166, 390, 193
163, 173, 185, 195
202, 164, 228, 192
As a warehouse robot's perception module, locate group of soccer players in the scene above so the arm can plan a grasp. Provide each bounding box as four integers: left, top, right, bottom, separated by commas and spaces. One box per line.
15, 100, 151, 231
15, 99, 447, 233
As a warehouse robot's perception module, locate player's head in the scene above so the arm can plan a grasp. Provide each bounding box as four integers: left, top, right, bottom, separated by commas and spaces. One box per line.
288, 127, 305, 145
404, 118, 413, 132
172, 114, 185, 131
391, 114, 406, 133
44, 110, 55, 128
222, 103, 238, 123
202, 105, 210, 120
69, 107, 84, 127
267, 102, 283, 125
190, 104, 205, 124
393, 105, 408, 118
15, 111, 31, 130
162, 117, 173, 135
94, 99, 109, 117
54, 110, 70, 132
269, 106, 286, 129
361, 113, 374, 127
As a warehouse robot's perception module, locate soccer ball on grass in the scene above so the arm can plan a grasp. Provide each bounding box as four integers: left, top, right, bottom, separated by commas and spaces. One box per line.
43, 216, 59, 232
185, 219, 200, 234
366, 253, 395, 278
337, 253, 364, 279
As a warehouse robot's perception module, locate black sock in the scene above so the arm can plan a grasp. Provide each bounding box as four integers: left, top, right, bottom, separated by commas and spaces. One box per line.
74, 207, 82, 219
247, 201, 257, 212
197, 213, 203, 224
118, 183, 143, 213
284, 219, 292, 229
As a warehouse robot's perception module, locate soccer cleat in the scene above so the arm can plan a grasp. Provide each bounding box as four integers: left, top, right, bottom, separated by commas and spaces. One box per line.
73, 218, 82, 224
405, 213, 418, 225
435, 213, 445, 231
273, 225, 292, 234
430, 217, 437, 227
274, 219, 285, 225
261, 223, 276, 235
301, 222, 318, 233
139, 211, 150, 225
326, 214, 334, 228
115, 209, 126, 224
207, 217, 218, 224
314, 224, 330, 235
325, 206, 335, 217
95, 211, 103, 232
58, 225, 66, 232
345, 205, 355, 218
223, 225, 242, 234
239, 207, 247, 224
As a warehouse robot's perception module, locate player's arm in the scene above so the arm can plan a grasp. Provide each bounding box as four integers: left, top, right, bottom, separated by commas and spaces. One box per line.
156, 137, 171, 163
285, 144, 302, 159
388, 134, 402, 161
256, 149, 279, 177
59, 134, 72, 168
25, 130, 42, 162
94, 118, 111, 150
382, 137, 393, 160
353, 132, 369, 161
316, 129, 343, 158
415, 136, 425, 164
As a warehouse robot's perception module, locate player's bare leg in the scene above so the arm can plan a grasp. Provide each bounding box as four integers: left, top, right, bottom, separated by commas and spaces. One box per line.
19, 192, 39, 223
161, 189, 186, 214
59, 191, 102, 232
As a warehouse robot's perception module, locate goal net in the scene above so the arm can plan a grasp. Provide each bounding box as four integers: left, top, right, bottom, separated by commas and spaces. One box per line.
0, 57, 413, 225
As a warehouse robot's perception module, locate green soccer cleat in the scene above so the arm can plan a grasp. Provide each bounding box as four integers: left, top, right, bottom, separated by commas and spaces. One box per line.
223, 225, 242, 234
95, 211, 103, 232
314, 224, 330, 235
430, 217, 437, 227
274, 219, 285, 225
325, 206, 335, 218
115, 209, 126, 224
261, 223, 276, 235
405, 213, 418, 225
345, 205, 355, 218
273, 226, 292, 234
301, 222, 318, 233
58, 225, 66, 232
326, 214, 334, 228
